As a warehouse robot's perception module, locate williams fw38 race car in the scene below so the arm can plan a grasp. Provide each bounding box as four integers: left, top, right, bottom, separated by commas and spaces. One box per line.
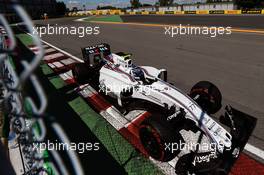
71, 44, 256, 175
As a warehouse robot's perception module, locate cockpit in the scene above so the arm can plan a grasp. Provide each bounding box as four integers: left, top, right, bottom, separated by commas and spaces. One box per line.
112, 52, 157, 85
130, 66, 146, 82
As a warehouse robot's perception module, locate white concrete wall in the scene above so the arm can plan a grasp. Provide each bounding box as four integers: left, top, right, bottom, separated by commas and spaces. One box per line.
126, 3, 236, 12
178, 3, 235, 11
159, 6, 181, 11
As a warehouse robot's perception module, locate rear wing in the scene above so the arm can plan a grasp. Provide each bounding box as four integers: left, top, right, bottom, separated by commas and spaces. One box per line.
81, 43, 111, 64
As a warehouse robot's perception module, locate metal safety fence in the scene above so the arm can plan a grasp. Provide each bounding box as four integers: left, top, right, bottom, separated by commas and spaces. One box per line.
0, 2, 84, 175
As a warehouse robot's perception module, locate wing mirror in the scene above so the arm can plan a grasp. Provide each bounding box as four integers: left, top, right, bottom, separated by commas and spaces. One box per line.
158, 69, 167, 82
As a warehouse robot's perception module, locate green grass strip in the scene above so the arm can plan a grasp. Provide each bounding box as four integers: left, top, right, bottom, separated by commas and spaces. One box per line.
49, 76, 66, 89
84, 15, 123, 22
68, 97, 162, 175
16, 33, 34, 46
40, 63, 54, 75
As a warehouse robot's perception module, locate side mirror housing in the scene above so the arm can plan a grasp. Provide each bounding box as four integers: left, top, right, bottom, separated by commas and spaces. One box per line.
158, 69, 167, 82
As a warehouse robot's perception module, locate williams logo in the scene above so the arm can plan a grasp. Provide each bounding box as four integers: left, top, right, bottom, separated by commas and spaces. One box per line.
192, 151, 218, 166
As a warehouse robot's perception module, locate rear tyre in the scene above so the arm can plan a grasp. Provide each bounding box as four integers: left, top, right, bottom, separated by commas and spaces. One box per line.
189, 81, 222, 114
72, 63, 90, 84
139, 118, 184, 162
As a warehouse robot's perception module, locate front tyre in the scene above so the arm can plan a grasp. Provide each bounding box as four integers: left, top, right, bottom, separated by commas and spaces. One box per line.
190, 81, 222, 114
139, 118, 184, 162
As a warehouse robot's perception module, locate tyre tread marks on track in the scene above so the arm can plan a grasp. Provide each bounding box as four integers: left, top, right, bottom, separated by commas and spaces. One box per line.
28, 44, 264, 175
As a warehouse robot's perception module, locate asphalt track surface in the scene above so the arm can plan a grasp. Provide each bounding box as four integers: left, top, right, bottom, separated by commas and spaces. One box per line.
33, 16, 264, 161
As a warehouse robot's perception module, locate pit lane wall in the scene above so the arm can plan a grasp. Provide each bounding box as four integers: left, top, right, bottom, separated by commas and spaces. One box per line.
68, 9, 264, 16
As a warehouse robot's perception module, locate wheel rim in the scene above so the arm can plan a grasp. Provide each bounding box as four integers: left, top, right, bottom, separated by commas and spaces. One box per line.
140, 125, 163, 160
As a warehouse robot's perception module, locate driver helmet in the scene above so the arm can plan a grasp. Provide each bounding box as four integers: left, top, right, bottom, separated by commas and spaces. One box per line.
131, 67, 145, 82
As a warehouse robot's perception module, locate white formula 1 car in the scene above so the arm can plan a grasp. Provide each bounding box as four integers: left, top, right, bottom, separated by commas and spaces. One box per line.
72, 44, 256, 175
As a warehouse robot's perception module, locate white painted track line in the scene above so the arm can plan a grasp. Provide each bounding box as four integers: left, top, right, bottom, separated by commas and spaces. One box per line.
27, 33, 84, 63
41, 39, 84, 63
245, 144, 264, 160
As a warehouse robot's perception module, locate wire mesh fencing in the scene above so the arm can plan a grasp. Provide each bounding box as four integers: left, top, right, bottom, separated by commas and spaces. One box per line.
0, 2, 84, 175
